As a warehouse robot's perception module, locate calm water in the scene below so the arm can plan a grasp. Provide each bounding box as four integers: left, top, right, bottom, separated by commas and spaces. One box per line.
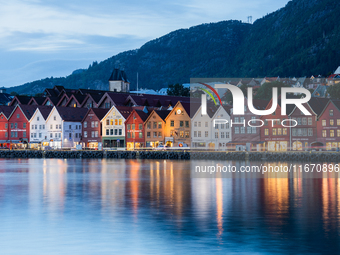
0, 159, 339, 254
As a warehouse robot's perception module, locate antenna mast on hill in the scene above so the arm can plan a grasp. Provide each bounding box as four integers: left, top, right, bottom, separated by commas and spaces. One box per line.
247, 16, 252, 24
137, 72, 139, 96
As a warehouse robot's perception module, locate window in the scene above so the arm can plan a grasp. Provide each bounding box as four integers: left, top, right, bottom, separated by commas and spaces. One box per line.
147, 132, 150, 138
226, 123, 229, 129
264, 120, 268, 126
127, 124, 131, 130
37, 117, 39, 121
119, 119, 122, 125
139, 132, 143, 138
110, 120, 114, 125
278, 128, 282, 135
119, 129, 122, 135
198, 122, 201, 127
338, 119, 340, 126
292, 128, 297, 136
215, 124, 219, 129
198, 131, 201, 137
17, 114, 19, 118
158, 132, 162, 138
185, 131, 189, 138
69, 125, 71, 129
14, 123, 17, 129
153, 132, 157, 138
55, 124, 58, 129
215, 132, 218, 138
308, 118, 312, 125
105, 103, 110, 109
297, 118, 301, 125
170, 131, 174, 137
5, 132, 7, 137
106, 119, 109, 125
127, 132, 131, 138
153, 122, 157, 129
59, 125, 61, 129
10, 123, 13, 129
132, 124, 135, 130
106, 129, 109, 135
185, 121, 189, 128
84, 131, 87, 138
23, 132, 26, 137
221, 124, 225, 129
235, 127, 239, 134
272, 128, 277, 136
180, 121, 184, 127
114, 129, 118, 135
330, 130, 335, 137
50, 133, 52, 138
170, 120, 174, 127
194, 122, 197, 127
247, 127, 252, 134
265, 129, 269, 136
147, 122, 151, 129
330, 109, 334, 116
158, 122, 162, 129
302, 118, 307, 125
226, 132, 230, 138
234, 117, 239, 122
91, 131, 94, 138
39, 133, 42, 138
110, 129, 113, 135
32, 125, 35, 130
131, 132, 135, 138
115, 119, 118, 125
10, 132, 13, 138
180, 131, 184, 138
139, 124, 143, 130
221, 132, 225, 138
5, 123, 7, 129
194, 131, 197, 137
308, 128, 313, 136
337, 130, 340, 137
322, 120, 326, 126
58, 133, 61, 138
240, 127, 245, 134
69, 133, 71, 138
330, 119, 334, 126
322, 130, 326, 137
205, 131, 208, 137
54, 116, 56, 121
95, 121, 98, 127
91, 121, 94, 128
39, 125, 41, 130
205, 122, 208, 127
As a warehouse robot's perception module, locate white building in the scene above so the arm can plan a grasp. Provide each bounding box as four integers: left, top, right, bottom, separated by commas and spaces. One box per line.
101, 105, 132, 148
29, 106, 52, 149
191, 105, 231, 150
45, 106, 88, 149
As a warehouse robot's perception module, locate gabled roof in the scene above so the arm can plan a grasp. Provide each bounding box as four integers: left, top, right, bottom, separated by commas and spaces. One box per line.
134, 109, 150, 122
80, 94, 103, 107
77, 88, 107, 96
42, 96, 60, 106
54, 106, 88, 122
115, 106, 133, 119
82, 108, 109, 122
37, 106, 53, 119
97, 92, 131, 107
154, 110, 171, 121
306, 97, 329, 116
0, 105, 15, 119
28, 97, 45, 105
65, 94, 87, 107
56, 93, 71, 106
8, 105, 38, 121
9, 95, 31, 106
44, 88, 59, 97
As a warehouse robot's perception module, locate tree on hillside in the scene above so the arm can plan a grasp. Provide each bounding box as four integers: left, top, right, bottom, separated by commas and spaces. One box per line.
327, 83, 340, 99
254, 81, 290, 100
167, 84, 190, 97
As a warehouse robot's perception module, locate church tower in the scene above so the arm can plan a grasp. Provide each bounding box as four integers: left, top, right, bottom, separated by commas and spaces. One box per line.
109, 68, 130, 93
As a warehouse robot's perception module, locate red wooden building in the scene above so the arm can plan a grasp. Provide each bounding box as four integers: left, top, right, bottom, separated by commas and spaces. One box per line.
317, 99, 340, 150
81, 108, 109, 149
125, 109, 150, 150
8, 105, 37, 148
0, 106, 15, 147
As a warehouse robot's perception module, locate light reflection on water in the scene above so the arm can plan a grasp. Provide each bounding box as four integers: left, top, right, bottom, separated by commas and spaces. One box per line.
0, 159, 339, 254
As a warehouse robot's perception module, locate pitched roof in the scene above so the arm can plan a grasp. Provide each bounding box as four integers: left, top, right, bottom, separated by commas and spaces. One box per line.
29, 97, 45, 105
134, 109, 150, 122
109, 68, 129, 82
77, 89, 107, 96
115, 106, 133, 119
11, 95, 31, 105
0, 105, 15, 119
0, 93, 12, 105
307, 97, 329, 116
55, 107, 88, 122
17, 105, 39, 120
43, 96, 60, 106
154, 110, 171, 121
89, 108, 110, 121
36, 106, 53, 119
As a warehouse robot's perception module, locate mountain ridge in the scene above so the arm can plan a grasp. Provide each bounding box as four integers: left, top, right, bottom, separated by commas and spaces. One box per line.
7, 0, 340, 95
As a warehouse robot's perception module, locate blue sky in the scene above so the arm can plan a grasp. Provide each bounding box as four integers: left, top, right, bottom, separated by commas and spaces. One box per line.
0, 0, 289, 88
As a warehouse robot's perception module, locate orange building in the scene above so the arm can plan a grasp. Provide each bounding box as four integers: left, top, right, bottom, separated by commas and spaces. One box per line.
164, 101, 191, 147
144, 110, 170, 148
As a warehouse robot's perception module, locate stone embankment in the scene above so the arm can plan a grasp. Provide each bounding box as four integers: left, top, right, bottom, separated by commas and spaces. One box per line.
0, 150, 338, 162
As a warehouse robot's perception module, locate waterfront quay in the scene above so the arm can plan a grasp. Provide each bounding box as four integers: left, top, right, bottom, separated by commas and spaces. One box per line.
0, 149, 340, 162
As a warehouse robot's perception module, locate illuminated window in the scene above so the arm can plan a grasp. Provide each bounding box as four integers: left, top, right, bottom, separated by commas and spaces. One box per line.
119, 119, 122, 125
322, 130, 327, 137
84, 131, 87, 138
158, 122, 162, 129
338, 119, 340, 126
338, 130, 340, 137
330, 130, 335, 137
283, 128, 287, 135
330, 119, 334, 126
185, 131, 189, 138
272, 128, 277, 136
322, 120, 326, 126
158, 132, 162, 138
139, 132, 143, 138
115, 119, 118, 125
180, 131, 184, 138
278, 128, 282, 135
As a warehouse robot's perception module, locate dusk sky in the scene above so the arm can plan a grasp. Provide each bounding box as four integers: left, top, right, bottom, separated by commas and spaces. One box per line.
0, 0, 289, 88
